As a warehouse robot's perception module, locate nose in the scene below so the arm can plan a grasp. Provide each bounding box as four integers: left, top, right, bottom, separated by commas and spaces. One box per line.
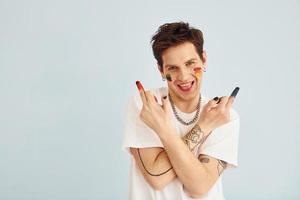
177, 67, 192, 81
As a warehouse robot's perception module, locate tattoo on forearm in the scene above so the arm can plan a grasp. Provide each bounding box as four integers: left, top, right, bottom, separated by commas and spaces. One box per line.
137, 148, 173, 177
182, 124, 210, 151
217, 160, 227, 176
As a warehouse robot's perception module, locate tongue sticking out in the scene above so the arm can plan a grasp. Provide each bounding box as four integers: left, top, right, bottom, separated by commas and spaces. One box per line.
178, 81, 194, 92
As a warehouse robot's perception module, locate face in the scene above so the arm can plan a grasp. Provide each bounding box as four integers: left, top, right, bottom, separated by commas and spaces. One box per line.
159, 42, 207, 102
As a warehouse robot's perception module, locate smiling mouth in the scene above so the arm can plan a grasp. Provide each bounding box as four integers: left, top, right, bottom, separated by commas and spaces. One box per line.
177, 81, 195, 92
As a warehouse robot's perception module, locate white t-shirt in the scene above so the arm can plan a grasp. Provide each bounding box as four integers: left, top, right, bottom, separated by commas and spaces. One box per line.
122, 87, 240, 200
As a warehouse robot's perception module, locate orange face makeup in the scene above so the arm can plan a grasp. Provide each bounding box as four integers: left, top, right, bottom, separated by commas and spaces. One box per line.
193, 67, 202, 79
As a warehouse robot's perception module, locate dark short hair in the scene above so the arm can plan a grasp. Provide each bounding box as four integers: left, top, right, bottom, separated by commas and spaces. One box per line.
151, 22, 204, 69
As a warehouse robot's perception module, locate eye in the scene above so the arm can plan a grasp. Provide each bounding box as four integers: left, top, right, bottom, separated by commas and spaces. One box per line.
186, 61, 195, 67
167, 66, 177, 71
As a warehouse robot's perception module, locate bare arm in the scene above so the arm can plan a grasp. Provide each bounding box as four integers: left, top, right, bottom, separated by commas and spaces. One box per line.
133, 86, 234, 197
153, 96, 233, 198
130, 147, 176, 190
157, 126, 227, 198
130, 123, 212, 191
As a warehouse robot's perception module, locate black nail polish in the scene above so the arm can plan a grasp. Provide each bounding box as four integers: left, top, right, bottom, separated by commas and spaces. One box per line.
163, 96, 167, 99
230, 87, 240, 98
213, 96, 219, 101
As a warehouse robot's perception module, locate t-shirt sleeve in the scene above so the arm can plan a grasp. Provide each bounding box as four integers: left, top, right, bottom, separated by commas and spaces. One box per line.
122, 95, 164, 154
198, 109, 240, 168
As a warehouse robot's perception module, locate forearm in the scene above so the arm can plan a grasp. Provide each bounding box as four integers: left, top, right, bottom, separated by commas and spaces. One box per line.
143, 123, 212, 194
131, 147, 177, 190
157, 125, 213, 197
153, 124, 209, 172
181, 124, 211, 151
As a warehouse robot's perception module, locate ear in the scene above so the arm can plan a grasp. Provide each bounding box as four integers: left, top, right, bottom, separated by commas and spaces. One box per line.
201, 51, 208, 69
157, 63, 164, 77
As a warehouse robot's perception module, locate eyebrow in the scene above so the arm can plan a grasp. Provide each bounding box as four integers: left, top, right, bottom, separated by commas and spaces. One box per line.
165, 58, 198, 68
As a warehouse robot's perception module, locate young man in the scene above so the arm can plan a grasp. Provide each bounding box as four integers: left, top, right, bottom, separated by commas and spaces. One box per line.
122, 22, 240, 200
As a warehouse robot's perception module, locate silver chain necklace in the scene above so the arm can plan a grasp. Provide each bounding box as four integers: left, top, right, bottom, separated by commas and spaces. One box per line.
168, 93, 201, 126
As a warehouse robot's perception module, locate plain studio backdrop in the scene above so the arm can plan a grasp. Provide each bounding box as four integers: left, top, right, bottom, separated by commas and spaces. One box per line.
0, 0, 299, 199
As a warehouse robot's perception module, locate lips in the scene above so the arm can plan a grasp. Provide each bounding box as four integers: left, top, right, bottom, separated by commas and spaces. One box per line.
177, 81, 194, 92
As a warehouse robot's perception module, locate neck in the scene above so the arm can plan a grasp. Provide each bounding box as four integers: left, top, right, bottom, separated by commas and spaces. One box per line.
169, 92, 200, 113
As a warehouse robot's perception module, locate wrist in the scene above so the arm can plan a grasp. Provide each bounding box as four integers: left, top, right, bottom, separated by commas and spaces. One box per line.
158, 127, 177, 141
197, 122, 212, 136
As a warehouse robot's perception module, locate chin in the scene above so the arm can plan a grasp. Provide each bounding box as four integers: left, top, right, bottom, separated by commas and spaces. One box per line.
172, 89, 199, 101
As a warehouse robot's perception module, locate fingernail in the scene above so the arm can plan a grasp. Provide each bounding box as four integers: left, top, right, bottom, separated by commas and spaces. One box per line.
163, 96, 167, 99
135, 81, 144, 91
154, 96, 158, 102
230, 87, 240, 98
213, 96, 219, 101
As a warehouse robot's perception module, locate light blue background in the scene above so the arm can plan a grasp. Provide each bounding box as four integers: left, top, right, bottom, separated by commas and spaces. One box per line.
0, 0, 299, 199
